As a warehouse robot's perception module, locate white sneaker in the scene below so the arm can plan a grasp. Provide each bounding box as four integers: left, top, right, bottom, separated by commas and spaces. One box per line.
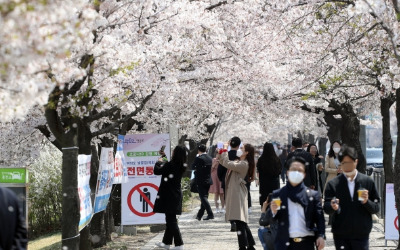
248, 208, 252, 214
170, 246, 184, 250
155, 242, 170, 249
221, 208, 226, 213
216, 208, 220, 213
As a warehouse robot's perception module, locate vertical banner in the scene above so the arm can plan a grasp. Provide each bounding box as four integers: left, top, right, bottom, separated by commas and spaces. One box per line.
385, 183, 398, 240
78, 154, 92, 231
121, 133, 170, 225
93, 147, 114, 214
114, 136, 128, 184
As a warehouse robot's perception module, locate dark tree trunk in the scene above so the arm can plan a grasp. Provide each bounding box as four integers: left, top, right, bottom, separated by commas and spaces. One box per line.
326, 101, 366, 173
381, 95, 395, 184
394, 88, 400, 247
111, 184, 121, 227
323, 112, 342, 142
89, 145, 107, 248
61, 136, 80, 249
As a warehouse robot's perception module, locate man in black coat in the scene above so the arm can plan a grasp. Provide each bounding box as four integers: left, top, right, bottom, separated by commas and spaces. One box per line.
0, 187, 27, 250
286, 138, 317, 189
192, 144, 214, 220
324, 145, 380, 250
267, 157, 325, 250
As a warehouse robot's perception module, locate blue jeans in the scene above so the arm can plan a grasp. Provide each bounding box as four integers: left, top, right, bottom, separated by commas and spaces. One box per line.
258, 227, 268, 250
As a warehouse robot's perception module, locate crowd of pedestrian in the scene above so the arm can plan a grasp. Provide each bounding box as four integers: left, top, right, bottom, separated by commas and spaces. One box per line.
153, 136, 381, 250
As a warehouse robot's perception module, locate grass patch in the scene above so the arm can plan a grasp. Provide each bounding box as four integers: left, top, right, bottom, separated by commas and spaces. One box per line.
29, 232, 61, 250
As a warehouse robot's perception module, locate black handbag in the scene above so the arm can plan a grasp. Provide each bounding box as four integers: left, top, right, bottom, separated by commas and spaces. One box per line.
262, 222, 277, 250
190, 178, 198, 193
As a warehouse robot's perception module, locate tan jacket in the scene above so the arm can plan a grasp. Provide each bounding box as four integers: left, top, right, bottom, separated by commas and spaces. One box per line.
324, 155, 339, 194
219, 152, 249, 223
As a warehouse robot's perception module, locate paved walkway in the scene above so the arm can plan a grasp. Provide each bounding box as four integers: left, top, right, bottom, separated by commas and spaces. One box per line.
142, 182, 397, 250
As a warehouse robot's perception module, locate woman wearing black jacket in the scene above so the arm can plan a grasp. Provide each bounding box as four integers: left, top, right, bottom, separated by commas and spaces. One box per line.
256, 142, 281, 207
154, 146, 187, 250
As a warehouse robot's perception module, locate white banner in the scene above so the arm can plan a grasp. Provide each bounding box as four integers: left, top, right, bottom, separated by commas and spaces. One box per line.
114, 136, 128, 184
93, 147, 114, 214
121, 133, 170, 225
78, 154, 92, 231
385, 183, 398, 240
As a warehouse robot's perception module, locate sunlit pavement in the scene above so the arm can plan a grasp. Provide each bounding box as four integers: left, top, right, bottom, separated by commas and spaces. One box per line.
143, 181, 397, 250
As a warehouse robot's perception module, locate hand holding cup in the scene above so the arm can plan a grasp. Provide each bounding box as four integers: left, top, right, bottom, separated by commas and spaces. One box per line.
358, 188, 368, 204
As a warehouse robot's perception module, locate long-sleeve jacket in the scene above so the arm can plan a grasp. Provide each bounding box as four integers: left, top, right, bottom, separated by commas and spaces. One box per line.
219, 152, 249, 223
153, 161, 184, 215
323, 173, 380, 239
266, 185, 325, 250
0, 187, 27, 250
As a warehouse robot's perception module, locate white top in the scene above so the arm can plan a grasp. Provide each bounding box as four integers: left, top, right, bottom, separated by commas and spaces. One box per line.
346, 170, 358, 199
288, 199, 315, 238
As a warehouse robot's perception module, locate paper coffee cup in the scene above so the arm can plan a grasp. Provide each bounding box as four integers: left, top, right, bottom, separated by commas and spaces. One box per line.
273, 198, 281, 210
357, 189, 365, 201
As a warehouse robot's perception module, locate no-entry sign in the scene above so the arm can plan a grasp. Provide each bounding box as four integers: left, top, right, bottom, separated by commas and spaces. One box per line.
121, 133, 169, 225
127, 182, 159, 217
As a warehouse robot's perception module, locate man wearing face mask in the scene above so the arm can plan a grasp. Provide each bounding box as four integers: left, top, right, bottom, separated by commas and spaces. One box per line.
286, 138, 317, 190
323, 145, 380, 250
267, 157, 325, 250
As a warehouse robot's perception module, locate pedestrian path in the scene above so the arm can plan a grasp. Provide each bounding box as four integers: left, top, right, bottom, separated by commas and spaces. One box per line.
143, 182, 397, 250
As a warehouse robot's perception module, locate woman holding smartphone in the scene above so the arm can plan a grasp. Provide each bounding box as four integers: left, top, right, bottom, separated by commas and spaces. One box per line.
217, 142, 256, 250
154, 146, 187, 250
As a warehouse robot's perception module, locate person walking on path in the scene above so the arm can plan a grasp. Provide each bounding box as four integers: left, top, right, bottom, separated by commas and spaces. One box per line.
279, 148, 288, 184
267, 156, 325, 250
324, 145, 380, 250
217, 136, 241, 232
0, 186, 27, 250
154, 146, 187, 250
256, 142, 281, 209
324, 141, 342, 196
307, 144, 324, 193
217, 143, 256, 250
286, 138, 317, 189
209, 151, 225, 213
192, 144, 214, 220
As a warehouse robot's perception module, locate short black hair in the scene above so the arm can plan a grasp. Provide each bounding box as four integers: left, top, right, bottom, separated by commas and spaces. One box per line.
338, 144, 358, 162
230, 136, 241, 148
292, 138, 303, 148
286, 156, 306, 170
198, 144, 206, 152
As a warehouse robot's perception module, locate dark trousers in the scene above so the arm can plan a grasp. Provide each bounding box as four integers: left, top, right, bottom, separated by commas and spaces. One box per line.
162, 213, 183, 246
196, 183, 213, 218
234, 220, 255, 248
287, 236, 315, 250
333, 237, 369, 250
246, 182, 252, 208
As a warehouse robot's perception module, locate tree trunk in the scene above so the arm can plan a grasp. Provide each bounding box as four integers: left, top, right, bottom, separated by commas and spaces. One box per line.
394, 88, 400, 247
381, 95, 395, 184
340, 104, 366, 173
79, 125, 94, 250
89, 145, 107, 248
61, 143, 80, 249
326, 101, 366, 173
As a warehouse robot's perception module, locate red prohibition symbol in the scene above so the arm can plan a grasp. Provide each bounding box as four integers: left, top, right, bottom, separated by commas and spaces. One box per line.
395, 216, 399, 230
127, 182, 159, 217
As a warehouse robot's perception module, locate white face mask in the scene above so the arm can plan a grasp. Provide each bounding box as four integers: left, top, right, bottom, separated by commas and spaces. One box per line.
236, 149, 243, 157
333, 147, 340, 153
288, 171, 304, 185
343, 169, 357, 177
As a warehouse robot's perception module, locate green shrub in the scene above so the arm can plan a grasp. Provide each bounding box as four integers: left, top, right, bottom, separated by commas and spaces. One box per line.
181, 177, 191, 208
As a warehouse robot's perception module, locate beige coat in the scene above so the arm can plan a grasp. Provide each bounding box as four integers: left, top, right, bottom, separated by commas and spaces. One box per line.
323, 155, 339, 194
219, 152, 249, 223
